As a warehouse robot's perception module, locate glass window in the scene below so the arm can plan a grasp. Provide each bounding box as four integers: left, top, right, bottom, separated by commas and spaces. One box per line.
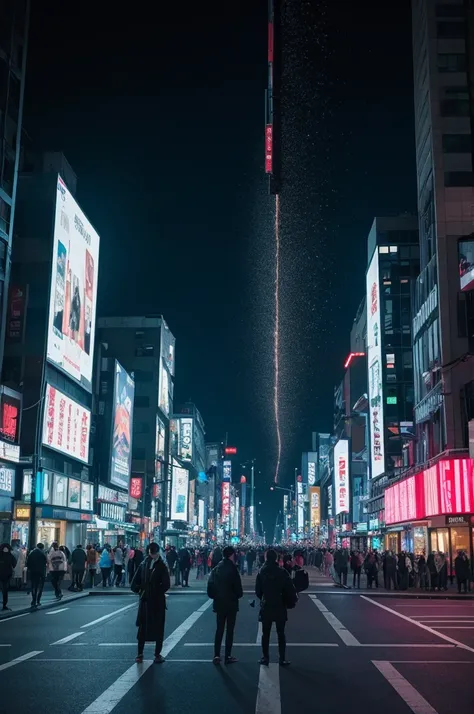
440, 99, 470, 117
384, 299, 393, 332
431, 527, 449, 554
379, 246, 389, 254
81, 482, 93, 510
437, 21, 466, 38
444, 171, 474, 187
436, 4, 464, 18
389, 246, 398, 253
438, 53, 467, 73
451, 527, 469, 562
442, 134, 472, 153
52, 474, 68, 507
68, 478, 81, 509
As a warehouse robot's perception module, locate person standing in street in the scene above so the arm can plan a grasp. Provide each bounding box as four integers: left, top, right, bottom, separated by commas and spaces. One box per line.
48, 542, 67, 599
207, 545, 243, 665
26, 543, 47, 608
70, 544, 87, 591
178, 546, 191, 587
455, 550, 470, 593
114, 544, 124, 586
86, 544, 98, 588
0, 543, 17, 611
255, 548, 297, 667
131, 542, 170, 663
99, 546, 112, 587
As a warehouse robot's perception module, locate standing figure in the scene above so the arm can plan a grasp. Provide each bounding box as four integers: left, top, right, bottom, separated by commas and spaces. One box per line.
132, 542, 170, 663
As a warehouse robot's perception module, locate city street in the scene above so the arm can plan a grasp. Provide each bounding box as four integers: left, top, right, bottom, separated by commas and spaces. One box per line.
0, 587, 472, 714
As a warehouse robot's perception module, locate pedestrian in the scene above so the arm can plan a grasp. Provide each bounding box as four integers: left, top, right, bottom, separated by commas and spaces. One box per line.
70, 544, 87, 591
26, 542, 47, 608
127, 546, 136, 584
211, 546, 223, 569
246, 549, 256, 577
0, 543, 17, 611
365, 551, 379, 589
131, 542, 170, 663
48, 542, 67, 599
255, 548, 297, 666
350, 551, 363, 589
12, 544, 26, 589
207, 545, 243, 665
384, 551, 397, 590
455, 550, 470, 593
114, 544, 124, 586
86, 544, 98, 588
178, 546, 191, 587
99, 546, 112, 587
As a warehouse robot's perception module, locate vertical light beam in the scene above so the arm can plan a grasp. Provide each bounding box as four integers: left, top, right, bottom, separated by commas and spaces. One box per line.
274, 193, 282, 483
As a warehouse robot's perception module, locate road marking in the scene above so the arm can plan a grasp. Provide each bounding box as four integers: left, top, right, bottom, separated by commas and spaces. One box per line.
373, 660, 438, 714
354, 643, 453, 648
51, 632, 84, 645
309, 595, 360, 646
256, 663, 280, 714
0, 644, 11, 647
0, 612, 30, 622
256, 622, 262, 644
435, 626, 474, 630
45, 608, 69, 615
80, 602, 136, 629
417, 621, 474, 624
80, 600, 214, 713
387, 661, 474, 664
412, 615, 474, 619
0, 651, 42, 671
183, 642, 338, 647
361, 596, 474, 653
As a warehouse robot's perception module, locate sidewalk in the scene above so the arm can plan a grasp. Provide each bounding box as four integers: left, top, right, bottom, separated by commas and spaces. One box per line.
0, 585, 88, 619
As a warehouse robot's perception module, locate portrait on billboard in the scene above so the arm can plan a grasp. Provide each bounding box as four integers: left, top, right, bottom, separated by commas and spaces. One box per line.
459, 238, 474, 292
110, 362, 135, 491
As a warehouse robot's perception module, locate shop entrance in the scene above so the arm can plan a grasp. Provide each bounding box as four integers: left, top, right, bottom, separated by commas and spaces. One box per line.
37, 520, 65, 550
386, 532, 399, 553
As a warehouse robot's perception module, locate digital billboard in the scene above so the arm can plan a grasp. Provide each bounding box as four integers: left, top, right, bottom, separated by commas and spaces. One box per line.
334, 439, 349, 515
161, 320, 176, 377
170, 466, 189, 521
179, 418, 193, 461
42, 384, 90, 463
459, 239, 474, 292
47, 175, 100, 391
158, 359, 170, 416
222, 481, 231, 523
310, 486, 321, 527
110, 361, 134, 490
366, 249, 385, 478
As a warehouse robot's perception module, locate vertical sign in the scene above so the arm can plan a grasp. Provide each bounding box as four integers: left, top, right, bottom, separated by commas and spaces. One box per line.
265, 125, 273, 174
334, 439, 349, 515
367, 249, 385, 478
310, 486, 321, 527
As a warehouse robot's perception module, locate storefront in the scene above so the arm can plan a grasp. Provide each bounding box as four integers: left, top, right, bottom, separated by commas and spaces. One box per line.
94, 485, 138, 546
0, 464, 15, 543
428, 515, 473, 575
12, 502, 30, 546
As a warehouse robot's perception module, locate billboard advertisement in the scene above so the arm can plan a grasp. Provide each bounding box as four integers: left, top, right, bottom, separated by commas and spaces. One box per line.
334, 439, 349, 515
459, 239, 474, 292
110, 361, 134, 490
6, 285, 27, 344
297, 480, 304, 533
42, 384, 90, 463
310, 486, 321, 528
161, 320, 176, 376
179, 418, 193, 461
130, 477, 143, 500
223, 460, 232, 481
367, 249, 385, 478
170, 466, 189, 521
48, 175, 100, 391
158, 360, 170, 416
222, 481, 231, 523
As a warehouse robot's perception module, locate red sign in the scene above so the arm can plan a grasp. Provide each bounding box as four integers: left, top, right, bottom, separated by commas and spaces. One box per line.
268, 21, 274, 63
130, 477, 143, 500
1, 402, 18, 441
224, 446, 237, 455
385, 458, 474, 525
265, 124, 273, 174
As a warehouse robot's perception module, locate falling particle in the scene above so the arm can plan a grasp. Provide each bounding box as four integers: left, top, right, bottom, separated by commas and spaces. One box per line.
274, 193, 282, 484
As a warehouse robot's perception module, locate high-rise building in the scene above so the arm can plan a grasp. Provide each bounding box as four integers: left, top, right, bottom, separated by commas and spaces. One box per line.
411, 1, 474, 460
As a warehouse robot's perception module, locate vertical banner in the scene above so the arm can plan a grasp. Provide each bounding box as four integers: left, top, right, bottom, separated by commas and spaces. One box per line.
334, 439, 349, 515
367, 249, 384, 477
310, 486, 321, 528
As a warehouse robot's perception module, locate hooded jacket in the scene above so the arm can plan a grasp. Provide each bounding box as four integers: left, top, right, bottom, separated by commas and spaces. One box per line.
0, 545, 17, 580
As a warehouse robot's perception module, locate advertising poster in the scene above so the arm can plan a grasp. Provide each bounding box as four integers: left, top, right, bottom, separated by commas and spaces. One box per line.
308, 461, 316, 486
223, 460, 232, 481
459, 239, 474, 291
42, 384, 90, 464
366, 249, 385, 478
6, 285, 27, 344
310, 486, 321, 527
334, 439, 349, 515
170, 466, 189, 521
297, 481, 304, 533
130, 477, 143, 500
179, 417, 193, 461
221, 481, 231, 523
158, 359, 170, 416
198, 498, 205, 528
110, 361, 134, 491
47, 175, 100, 391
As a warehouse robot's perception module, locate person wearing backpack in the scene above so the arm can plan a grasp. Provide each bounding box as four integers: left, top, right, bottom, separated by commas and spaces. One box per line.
255, 548, 297, 667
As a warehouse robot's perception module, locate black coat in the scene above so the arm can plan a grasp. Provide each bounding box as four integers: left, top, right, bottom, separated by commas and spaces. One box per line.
0, 550, 16, 580
26, 548, 47, 576
207, 558, 243, 613
455, 555, 470, 580
131, 557, 170, 642
255, 562, 297, 623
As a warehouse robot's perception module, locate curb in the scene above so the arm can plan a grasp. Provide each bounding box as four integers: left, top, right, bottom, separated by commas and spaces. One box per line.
0, 591, 89, 619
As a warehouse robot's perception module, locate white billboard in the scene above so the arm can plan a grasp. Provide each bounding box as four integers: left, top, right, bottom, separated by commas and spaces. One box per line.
297, 481, 304, 533
367, 249, 385, 478
334, 439, 349, 515
179, 418, 193, 461
42, 384, 91, 464
48, 176, 100, 391
158, 359, 170, 416
170, 466, 189, 521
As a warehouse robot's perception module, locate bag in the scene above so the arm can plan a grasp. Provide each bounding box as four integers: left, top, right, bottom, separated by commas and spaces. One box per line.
283, 580, 298, 609
294, 569, 309, 593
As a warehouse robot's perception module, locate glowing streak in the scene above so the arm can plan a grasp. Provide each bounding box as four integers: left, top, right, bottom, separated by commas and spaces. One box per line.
274, 193, 281, 483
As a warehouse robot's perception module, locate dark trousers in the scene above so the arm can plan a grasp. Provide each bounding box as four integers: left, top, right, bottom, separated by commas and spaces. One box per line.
30, 574, 45, 604
137, 621, 165, 657
114, 564, 123, 586
247, 563, 253, 577
1, 577, 9, 607
385, 572, 397, 590
214, 610, 237, 658
180, 566, 190, 586
101, 567, 111, 586
73, 570, 85, 589
367, 570, 379, 588
89, 569, 96, 588
339, 567, 348, 586
262, 618, 286, 660
458, 578, 469, 593
352, 567, 361, 588
50, 571, 64, 596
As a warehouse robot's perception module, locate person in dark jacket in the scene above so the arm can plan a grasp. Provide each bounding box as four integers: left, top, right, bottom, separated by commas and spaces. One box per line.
207, 545, 243, 665
131, 542, 170, 663
455, 551, 470, 593
178, 547, 191, 587
70, 545, 87, 591
26, 543, 47, 608
255, 548, 297, 666
211, 546, 223, 569
0, 543, 17, 611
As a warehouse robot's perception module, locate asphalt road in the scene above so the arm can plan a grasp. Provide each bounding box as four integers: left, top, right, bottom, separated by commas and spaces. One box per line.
0, 589, 472, 714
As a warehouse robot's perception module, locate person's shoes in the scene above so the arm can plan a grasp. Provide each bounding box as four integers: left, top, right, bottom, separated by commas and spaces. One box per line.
31, 600, 37, 608
2, 606, 10, 611
212, 656, 221, 665
279, 659, 291, 667
135, 654, 144, 663
68, 585, 75, 591
36, 601, 41, 607
154, 655, 165, 664
259, 657, 269, 666
225, 656, 238, 665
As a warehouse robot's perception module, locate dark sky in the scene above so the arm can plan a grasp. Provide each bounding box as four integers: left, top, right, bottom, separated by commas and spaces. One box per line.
25, 1, 417, 532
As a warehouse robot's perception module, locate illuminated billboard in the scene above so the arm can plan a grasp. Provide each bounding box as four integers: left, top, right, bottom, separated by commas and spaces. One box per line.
310, 486, 321, 527
110, 361, 134, 490
334, 439, 349, 515
179, 418, 193, 461
42, 384, 90, 464
459, 239, 474, 291
367, 249, 385, 477
222, 481, 231, 523
47, 175, 100, 391
158, 360, 170, 416
170, 466, 189, 521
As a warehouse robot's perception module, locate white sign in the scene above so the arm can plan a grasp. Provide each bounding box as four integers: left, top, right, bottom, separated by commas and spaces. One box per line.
180, 418, 193, 461
158, 360, 170, 416
367, 249, 385, 478
198, 498, 205, 528
42, 384, 90, 464
308, 461, 316, 486
170, 466, 189, 521
0, 440, 19, 463
334, 439, 349, 515
297, 481, 304, 533
47, 175, 100, 391
0, 467, 14, 495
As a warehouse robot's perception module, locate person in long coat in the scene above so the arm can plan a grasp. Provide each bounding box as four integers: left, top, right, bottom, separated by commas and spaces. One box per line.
131, 542, 170, 663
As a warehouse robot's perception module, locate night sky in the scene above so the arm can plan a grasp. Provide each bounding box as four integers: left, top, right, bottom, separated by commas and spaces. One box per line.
25, 1, 417, 533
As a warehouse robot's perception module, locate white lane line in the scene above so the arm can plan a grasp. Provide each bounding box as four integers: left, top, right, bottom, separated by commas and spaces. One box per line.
309, 595, 360, 646
51, 632, 84, 645
256, 663, 280, 714
256, 622, 262, 644
80, 602, 136, 629
45, 608, 69, 616
417, 621, 474, 624
411, 615, 474, 619
183, 642, 338, 647
0, 651, 43, 671
354, 644, 453, 648
373, 660, 439, 714
0, 612, 29, 623
80, 600, 213, 714
361, 596, 474, 654
0, 644, 11, 647
387, 661, 474, 664
435, 627, 474, 630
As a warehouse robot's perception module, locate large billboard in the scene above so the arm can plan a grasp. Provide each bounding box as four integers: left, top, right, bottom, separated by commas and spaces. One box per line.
161, 320, 176, 377
310, 486, 321, 528
367, 249, 385, 478
48, 176, 100, 391
334, 439, 349, 515
459, 239, 474, 291
110, 361, 134, 490
170, 466, 189, 522
42, 384, 90, 464
158, 359, 170, 416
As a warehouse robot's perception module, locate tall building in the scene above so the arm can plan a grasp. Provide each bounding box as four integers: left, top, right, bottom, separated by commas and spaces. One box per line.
0, 1, 29, 373
411, 1, 474, 461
